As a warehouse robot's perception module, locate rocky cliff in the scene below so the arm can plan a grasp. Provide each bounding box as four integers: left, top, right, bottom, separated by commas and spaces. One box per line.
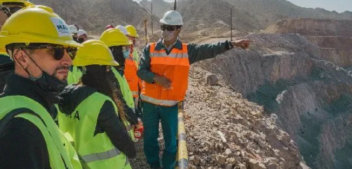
265, 19, 352, 36
195, 33, 352, 169
265, 19, 352, 67
223, 0, 352, 28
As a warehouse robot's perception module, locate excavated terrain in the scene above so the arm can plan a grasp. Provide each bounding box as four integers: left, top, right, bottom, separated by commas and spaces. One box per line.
197, 33, 352, 169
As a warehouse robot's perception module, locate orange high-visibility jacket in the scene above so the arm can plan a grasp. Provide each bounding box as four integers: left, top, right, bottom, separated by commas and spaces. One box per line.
140, 43, 190, 107
124, 54, 140, 98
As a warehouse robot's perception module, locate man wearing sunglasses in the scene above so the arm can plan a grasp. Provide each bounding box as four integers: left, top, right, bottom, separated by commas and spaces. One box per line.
0, 0, 34, 93
0, 6, 82, 169
138, 10, 253, 169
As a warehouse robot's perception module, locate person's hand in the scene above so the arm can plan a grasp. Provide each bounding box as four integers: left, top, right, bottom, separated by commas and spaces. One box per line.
135, 119, 143, 129
153, 75, 172, 89
231, 39, 253, 49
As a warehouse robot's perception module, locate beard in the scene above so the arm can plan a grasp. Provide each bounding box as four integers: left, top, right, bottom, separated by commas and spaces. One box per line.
52, 66, 70, 83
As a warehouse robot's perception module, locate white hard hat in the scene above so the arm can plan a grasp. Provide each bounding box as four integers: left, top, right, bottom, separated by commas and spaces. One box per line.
77, 29, 87, 37
68, 25, 78, 34
160, 10, 183, 26
115, 25, 129, 35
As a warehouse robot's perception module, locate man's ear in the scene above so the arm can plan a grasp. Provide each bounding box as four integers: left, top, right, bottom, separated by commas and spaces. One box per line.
176, 27, 182, 34
13, 49, 29, 69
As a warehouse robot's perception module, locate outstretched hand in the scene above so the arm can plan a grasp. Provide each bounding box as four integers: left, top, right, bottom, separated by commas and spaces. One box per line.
231, 39, 253, 49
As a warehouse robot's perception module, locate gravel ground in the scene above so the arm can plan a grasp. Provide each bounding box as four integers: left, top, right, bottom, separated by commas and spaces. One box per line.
130, 139, 150, 169
130, 127, 166, 169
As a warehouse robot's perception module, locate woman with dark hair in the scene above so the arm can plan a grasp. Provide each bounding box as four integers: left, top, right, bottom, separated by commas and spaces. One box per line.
58, 40, 135, 169
101, 28, 143, 141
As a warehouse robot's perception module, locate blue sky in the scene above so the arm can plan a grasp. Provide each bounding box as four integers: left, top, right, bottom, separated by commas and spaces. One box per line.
139, 0, 352, 13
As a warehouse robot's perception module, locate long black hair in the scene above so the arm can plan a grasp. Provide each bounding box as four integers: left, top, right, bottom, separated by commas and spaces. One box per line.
110, 46, 125, 66
81, 65, 127, 121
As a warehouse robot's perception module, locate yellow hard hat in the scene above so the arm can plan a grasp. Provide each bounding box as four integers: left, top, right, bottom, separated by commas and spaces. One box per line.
100, 28, 131, 47
0, 48, 8, 56
73, 40, 119, 67
125, 25, 139, 38
0, 6, 81, 49
0, 0, 34, 7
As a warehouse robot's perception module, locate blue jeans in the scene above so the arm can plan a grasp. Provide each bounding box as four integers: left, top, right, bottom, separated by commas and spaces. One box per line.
142, 102, 178, 169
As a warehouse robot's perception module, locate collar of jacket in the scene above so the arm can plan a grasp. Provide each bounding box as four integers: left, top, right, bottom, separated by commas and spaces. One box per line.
155, 39, 183, 51
1, 74, 59, 112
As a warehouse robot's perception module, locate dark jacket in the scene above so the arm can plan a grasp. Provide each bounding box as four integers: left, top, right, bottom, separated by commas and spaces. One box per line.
0, 74, 58, 169
59, 85, 136, 158
137, 39, 233, 83
0, 54, 14, 93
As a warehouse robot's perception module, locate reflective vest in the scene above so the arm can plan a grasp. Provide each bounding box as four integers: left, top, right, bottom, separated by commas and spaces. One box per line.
141, 43, 190, 107
58, 91, 131, 169
130, 45, 140, 64
67, 66, 83, 85
112, 67, 136, 141
125, 52, 140, 98
0, 96, 82, 169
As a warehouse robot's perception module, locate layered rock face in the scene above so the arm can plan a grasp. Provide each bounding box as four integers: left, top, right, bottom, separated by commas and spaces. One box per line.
265, 19, 352, 67
196, 33, 352, 169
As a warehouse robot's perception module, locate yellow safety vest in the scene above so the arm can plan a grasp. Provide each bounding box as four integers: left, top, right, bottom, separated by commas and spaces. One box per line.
112, 67, 136, 141
0, 96, 82, 169
58, 91, 131, 169
67, 66, 83, 85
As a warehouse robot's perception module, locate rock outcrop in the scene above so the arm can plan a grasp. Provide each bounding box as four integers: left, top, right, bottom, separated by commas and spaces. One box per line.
223, 0, 352, 28
196, 33, 352, 169
265, 18, 352, 67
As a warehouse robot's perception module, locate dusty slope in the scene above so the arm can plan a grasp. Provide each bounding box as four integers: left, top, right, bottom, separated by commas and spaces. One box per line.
30, 0, 159, 33
195, 34, 352, 169
129, 65, 308, 169
184, 66, 308, 169
178, 0, 260, 32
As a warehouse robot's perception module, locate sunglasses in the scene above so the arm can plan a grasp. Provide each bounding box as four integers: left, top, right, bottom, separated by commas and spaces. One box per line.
21, 45, 77, 60
160, 25, 181, 31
